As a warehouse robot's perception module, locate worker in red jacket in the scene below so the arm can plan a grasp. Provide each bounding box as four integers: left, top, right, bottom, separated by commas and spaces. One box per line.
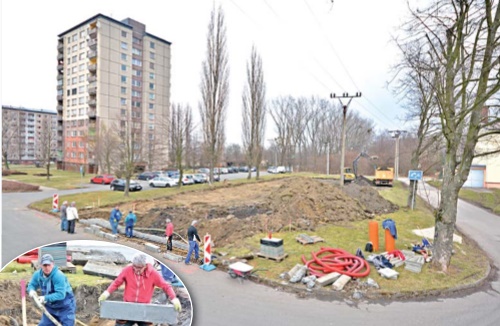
165, 218, 174, 252
98, 253, 181, 326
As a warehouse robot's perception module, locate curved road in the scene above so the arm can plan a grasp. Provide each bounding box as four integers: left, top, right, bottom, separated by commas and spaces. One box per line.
2, 179, 500, 325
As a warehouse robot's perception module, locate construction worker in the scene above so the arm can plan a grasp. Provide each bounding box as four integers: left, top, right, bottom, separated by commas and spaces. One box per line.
27, 254, 76, 326
98, 253, 181, 326
125, 210, 137, 238
184, 220, 201, 265
66, 202, 79, 234
165, 218, 174, 251
60, 201, 68, 231
109, 205, 122, 235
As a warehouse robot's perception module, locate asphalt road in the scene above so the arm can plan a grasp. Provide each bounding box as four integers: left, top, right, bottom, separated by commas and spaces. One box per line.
2, 178, 500, 325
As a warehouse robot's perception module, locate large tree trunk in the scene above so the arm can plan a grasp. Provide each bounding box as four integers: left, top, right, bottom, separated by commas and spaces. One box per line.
433, 160, 460, 271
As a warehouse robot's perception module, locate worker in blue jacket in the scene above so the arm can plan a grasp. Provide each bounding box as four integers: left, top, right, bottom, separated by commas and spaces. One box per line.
27, 254, 76, 326
109, 205, 122, 235
125, 210, 137, 238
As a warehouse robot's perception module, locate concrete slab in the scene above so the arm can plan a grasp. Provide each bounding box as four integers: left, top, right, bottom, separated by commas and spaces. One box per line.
316, 272, 341, 286
145, 242, 160, 253
332, 274, 351, 291
82, 261, 123, 279
100, 300, 178, 324
163, 252, 184, 263
104, 233, 118, 241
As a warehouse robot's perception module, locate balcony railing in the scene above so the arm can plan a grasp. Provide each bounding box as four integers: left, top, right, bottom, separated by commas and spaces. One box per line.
88, 39, 97, 49
88, 50, 97, 59
57, 53, 64, 60
88, 99, 96, 107
89, 27, 97, 37
57, 42, 64, 52
88, 109, 96, 118
57, 95, 63, 102
56, 105, 63, 112
88, 64, 97, 72
88, 75, 96, 83
57, 64, 64, 71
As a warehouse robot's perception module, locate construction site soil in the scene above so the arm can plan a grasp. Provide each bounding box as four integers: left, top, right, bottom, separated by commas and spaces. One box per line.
0, 279, 191, 326
80, 177, 399, 248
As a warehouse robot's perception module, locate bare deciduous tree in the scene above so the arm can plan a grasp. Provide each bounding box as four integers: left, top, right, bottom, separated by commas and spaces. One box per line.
2, 110, 19, 170
242, 45, 266, 179
90, 122, 120, 174
37, 116, 57, 180
170, 103, 193, 186
199, 6, 229, 182
402, 0, 500, 271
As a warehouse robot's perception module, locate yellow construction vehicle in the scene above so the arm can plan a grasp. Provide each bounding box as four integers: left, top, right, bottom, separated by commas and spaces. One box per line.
344, 168, 356, 183
374, 167, 394, 187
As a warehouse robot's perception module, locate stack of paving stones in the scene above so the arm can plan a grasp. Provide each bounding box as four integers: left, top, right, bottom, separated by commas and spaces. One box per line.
260, 238, 284, 257
405, 255, 425, 273
38, 243, 67, 268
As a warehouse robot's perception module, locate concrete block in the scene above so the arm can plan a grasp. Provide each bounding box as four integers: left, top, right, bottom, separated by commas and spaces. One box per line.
378, 268, 399, 279
100, 300, 177, 324
84, 227, 93, 234
82, 261, 123, 279
316, 272, 342, 286
163, 252, 184, 263
145, 242, 161, 253
287, 264, 303, 279
96, 231, 106, 238
332, 274, 351, 291
104, 233, 118, 241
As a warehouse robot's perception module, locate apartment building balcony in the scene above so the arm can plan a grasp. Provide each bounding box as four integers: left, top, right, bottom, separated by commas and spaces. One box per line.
88, 64, 97, 72
57, 73, 63, 81
57, 115, 63, 122
88, 99, 96, 107
57, 84, 63, 91
57, 105, 63, 112
89, 27, 97, 37
57, 125, 63, 131
57, 53, 64, 60
88, 50, 97, 59
88, 38, 97, 49
56, 150, 63, 162
57, 64, 64, 71
88, 109, 96, 119
88, 82, 97, 95
88, 75, 97, 83
57, 42, 64, 53
57, 95, 63, 102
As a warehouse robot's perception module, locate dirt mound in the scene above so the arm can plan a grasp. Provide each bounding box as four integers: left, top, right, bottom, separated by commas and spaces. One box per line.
82, 177, 374, 248
341, 182, 399, 215
2, 180, 40, 193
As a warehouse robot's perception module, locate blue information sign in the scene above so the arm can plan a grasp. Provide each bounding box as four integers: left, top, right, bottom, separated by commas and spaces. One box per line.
408, 170, 423, 181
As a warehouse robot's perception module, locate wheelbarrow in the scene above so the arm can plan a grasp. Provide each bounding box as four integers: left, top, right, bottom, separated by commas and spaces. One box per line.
228, 262, 254, 282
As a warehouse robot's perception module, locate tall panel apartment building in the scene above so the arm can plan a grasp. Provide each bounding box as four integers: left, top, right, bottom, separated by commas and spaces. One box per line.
56, 14, 170, 173
2, 105, 57, 164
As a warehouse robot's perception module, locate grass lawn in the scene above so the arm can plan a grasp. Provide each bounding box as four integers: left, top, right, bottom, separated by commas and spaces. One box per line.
427, 180, 500, 215
3, 165, 88, 190
0, 261, 111, 287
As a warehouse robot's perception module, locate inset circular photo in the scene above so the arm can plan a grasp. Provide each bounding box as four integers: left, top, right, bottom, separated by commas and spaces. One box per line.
0, 240, 192, 326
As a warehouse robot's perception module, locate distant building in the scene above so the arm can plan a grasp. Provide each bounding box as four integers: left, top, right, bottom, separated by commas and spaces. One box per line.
56, 14, 171, 173
2, 105, 57, 165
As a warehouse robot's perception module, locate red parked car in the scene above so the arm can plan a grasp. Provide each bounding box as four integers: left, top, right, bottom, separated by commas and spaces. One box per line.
90, 174, 115, 184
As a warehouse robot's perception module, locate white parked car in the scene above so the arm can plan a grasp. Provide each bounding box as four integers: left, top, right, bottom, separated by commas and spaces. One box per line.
276, 166, 286, 173
149, 176, 178, 188
267, 166, 278, 174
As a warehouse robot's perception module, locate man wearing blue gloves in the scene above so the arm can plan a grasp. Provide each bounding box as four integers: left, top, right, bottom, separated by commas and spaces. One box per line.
27, 254, 76, 326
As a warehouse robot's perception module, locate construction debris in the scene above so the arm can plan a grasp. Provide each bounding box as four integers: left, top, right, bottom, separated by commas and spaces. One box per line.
378, 268, 399, 280
295, 234, 324, 245
332, 275, 351, 291
405, 256, 425, 273
316, 272, 342, 287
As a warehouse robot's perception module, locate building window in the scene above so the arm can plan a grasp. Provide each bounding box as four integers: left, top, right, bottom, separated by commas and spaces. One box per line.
121, 76, 127, 83
67, 37, 71, 43
79, 97, 85, 104
149, 103, 154, 109
121, 42, 128, 50
121, 30, 127, 38
121, 53, 127, 61
79, 75, 85, 82
80, 41, 85, 49
121, 64, 127, 71
80, 30, 86, 38
149, 113, 154, 120
149, 73, 155, 79
133, 37, 141, 44
121, 87, 127, 94
149, 124, 154, 130
132, 58, 142, 66
132, 90, 141, 97
133, 70, 142, 77
132, 80, 141, 87
79, 53, 85, 60
149, 83, 154, 90
149, 62, 154, 70
72, 77, 77, 84
72, 88, 77, 95
132, 48, 142, 55
72, 33, 78, 42
121, 109, 126, 116
150, 41, 155, 49
149, 93, 155, 100
72, 67, 77, 73
150, 52, 155, 60
72, 55, 77, 63
79, 64, 85, 71
78, 86, 85, 94
67, 78, 71, 85
132, 101, 141, 108
72, 45, 77, 52
121, 98, 127, 105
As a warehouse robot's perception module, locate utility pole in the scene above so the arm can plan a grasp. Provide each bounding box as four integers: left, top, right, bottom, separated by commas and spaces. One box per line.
330, 92, 362, 186
389, 130, 406, 181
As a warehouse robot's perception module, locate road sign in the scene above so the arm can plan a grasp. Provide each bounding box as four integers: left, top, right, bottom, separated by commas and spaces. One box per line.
408, 170, 423, 181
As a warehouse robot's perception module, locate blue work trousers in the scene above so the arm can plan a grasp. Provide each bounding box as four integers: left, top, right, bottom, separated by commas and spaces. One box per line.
185, 241, 199, 264
110, 221, 118, 234
125, 225, 134, 237
39, 294, 76, 326
60, 218, 68, 231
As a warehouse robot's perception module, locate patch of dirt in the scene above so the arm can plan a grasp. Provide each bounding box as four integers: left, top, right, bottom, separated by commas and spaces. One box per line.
0, 280, 191, 326
84, 177, 397, 248
2, 180, 40, 193
340, 182, 399, 215
2, 170, 28, 176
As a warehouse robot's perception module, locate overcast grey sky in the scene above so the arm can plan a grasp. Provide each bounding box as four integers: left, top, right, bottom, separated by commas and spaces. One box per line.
1, 0, 411, 144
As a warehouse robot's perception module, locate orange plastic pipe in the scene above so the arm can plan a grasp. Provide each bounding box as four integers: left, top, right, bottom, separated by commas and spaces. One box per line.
368, 221, 379, 251
385, 228, 396, 252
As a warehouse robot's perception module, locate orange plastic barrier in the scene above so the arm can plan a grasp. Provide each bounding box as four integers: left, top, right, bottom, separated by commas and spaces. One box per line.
385, 229, 396, 252
368, 221, 379, 251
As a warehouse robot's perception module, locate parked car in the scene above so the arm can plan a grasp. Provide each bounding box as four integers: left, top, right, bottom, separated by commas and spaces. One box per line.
193, 173, 208, 183
267, 166, 277, 174
276, 166, 286, 173
181, 174, 195, 185
238, 166, 249, 172
220, 167, 229, 174
90, 174, 115, 184
197, 168, 210, 174
110, 179, 143, 192
137, 172, 159, 180
149, 176, 178, 188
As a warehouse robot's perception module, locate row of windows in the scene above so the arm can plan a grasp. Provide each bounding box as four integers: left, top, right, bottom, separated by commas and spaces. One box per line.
67, 53, 87, 64
67, 30, 87, 44
66, 130, 86, 137
66, 152, 85, 159
66, 141, 85, 148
